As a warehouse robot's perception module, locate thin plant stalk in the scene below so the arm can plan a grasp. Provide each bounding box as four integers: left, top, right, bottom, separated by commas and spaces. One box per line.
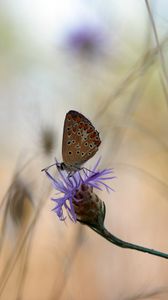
85, 223, 168, 260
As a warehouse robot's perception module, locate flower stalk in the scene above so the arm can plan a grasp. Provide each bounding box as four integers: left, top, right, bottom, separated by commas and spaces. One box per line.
79, 221, 168, 260
43, 158, 168, 260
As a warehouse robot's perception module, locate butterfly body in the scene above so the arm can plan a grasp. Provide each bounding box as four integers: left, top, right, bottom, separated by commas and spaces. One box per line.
58, 110, 101, 172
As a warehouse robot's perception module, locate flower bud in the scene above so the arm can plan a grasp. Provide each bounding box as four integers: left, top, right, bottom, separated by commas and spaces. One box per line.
73, 184, 106, 227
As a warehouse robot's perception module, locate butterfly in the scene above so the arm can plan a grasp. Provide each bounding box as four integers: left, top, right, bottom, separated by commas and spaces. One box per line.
57, 110, 101, 173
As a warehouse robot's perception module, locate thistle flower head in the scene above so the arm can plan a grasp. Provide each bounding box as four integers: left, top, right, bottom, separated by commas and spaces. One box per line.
7, 178, 33, 226
44, 158, 115, 223
66, 23, 106, 57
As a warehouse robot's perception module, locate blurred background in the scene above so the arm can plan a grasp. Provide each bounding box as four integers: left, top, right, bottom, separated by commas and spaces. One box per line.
0, 0, 168, 299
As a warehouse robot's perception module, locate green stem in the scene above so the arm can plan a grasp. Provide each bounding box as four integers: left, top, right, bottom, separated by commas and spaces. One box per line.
89, 224, 168, 259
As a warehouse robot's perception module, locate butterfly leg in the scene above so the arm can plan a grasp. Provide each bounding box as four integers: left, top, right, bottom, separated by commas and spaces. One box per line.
81, 167, 96, 175
69, 166, 96, 177
68, 166, 81, 177
67, 171, 75, 178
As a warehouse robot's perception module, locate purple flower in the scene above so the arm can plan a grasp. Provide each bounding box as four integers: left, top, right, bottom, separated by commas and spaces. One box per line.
66, 23, 106, 56
44, 158, 115, 222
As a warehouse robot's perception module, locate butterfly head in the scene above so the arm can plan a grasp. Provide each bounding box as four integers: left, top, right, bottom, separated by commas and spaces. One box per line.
56, 161, 81, 173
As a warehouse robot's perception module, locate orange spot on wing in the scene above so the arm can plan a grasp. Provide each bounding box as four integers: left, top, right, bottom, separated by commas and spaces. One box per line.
90, 132, 96, 138
87, 127, 93, 133
84, 123, 88, 130
76, 116, 81, 123
94, 139, 101, 146
67, 114, 72, 120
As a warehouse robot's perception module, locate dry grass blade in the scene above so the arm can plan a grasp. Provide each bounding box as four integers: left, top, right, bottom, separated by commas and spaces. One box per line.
95, 35, 168, 119
111, 77, 147, 156
0, 183, 49, 298
145, 0, 168, 85
117, 163, 168, 195
123, 285, 168, 300
50, 226, 85, 300
159, 73, 168, 107
15, 229, 35, 300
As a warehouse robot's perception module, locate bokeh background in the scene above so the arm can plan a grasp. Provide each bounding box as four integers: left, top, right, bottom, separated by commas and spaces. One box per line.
0, 0, 168, 299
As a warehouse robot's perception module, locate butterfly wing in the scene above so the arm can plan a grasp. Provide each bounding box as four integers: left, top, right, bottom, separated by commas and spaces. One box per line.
62, 110, 101, 167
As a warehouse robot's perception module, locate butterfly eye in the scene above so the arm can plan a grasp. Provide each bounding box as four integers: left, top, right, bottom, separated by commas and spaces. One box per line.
81, 152, 85, 156
89, 144, 93, 148
72, 140, 75, 144
84, 142, 88, 146
68, 151, 72, 155
77, 131, 81, 136
67, 141, 71, 145
76, 150, 80, 155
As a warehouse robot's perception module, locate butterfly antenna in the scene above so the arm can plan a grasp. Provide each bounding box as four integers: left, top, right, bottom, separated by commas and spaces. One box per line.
41, 162, 57, 172
41, 157, 60, 172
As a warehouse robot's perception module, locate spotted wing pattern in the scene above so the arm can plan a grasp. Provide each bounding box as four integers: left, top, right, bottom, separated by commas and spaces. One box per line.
62, 110, 101, 168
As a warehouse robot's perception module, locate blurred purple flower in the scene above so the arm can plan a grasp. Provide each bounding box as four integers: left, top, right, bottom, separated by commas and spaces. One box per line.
66, 23, 106, 56
44, 158, 115, 222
